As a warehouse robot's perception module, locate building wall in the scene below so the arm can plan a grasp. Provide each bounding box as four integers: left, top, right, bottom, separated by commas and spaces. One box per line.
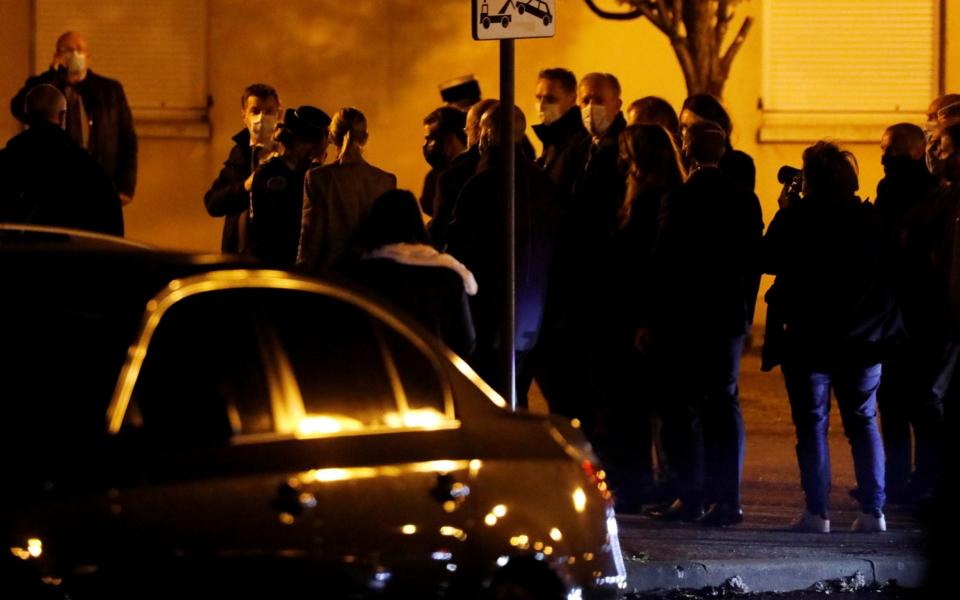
1, 0, 958, 310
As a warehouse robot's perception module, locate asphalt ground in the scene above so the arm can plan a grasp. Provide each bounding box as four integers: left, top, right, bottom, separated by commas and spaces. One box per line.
529, 348, 934, 595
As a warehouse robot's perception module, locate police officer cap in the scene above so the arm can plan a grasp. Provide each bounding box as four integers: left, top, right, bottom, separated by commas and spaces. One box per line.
281, 106, 332, 140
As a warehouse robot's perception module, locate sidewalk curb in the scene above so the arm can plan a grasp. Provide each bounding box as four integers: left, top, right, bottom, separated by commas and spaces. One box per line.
624, 556, 928, 593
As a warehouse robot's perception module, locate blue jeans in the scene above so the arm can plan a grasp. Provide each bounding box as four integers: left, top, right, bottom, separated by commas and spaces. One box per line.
782, 363, 885, 515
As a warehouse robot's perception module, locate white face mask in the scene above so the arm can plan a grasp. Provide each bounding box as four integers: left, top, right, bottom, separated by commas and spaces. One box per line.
536, 101, 563, 126
582, 104, 612, 137
248, 113, 278, 146
66, 52, 87, 75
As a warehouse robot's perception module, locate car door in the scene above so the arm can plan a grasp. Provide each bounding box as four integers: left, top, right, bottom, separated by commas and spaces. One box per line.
100, 277, 479, 591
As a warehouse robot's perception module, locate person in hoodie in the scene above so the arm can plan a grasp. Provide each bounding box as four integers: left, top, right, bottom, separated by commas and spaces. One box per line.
344, 189, 476, 358
0, 84, 122, 235
872, 123, 942, 503
204, 83, 281, 253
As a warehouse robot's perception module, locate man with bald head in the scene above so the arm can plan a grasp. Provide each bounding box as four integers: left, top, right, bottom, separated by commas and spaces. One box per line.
11, 31, 137, 206
0, 84, 122, 235
446, 102, 562, 399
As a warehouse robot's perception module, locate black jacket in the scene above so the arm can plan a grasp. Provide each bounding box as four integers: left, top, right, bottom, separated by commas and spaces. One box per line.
245, 155, 307, 266
429, 145, 481, 251
0, 122, 123, 236
533, 106, 591, 195
204, 129, 254, 253
447, 146, 563, 356
719, 147, 756, 193
653, 166, 763, 338
762, 194, 903, 369
11, 69, 138, 197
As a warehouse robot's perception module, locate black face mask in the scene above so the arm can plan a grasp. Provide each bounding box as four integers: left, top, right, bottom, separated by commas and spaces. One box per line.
881, 154, 922, 176
422, 144, 448, 169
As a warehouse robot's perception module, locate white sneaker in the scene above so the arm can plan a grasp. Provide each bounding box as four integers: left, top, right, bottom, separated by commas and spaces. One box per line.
789, 511, 830, 533
852, 512, 887, 532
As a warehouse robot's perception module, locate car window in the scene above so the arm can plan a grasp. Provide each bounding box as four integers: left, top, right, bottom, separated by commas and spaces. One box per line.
123, 287, 453, 444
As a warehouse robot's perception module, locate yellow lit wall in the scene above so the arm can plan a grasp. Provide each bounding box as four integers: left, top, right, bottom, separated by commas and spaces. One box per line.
1, 0, 958, 322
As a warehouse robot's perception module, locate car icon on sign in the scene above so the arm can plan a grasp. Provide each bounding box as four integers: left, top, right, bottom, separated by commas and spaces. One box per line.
517, 0, 552, 25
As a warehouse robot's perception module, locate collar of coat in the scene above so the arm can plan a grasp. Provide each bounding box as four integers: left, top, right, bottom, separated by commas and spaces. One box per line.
532, 105, 588, 147
362, 243, 478, 296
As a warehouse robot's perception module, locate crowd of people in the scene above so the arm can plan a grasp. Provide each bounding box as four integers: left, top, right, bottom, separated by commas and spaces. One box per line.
3, 30, 960, 536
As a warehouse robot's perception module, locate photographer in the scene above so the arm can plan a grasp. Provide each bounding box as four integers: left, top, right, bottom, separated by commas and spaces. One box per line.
762, 142, 903, 533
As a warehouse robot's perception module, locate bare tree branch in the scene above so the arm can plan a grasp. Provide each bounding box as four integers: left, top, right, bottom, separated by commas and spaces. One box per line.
719, 15, 754, 77
584, 0, 644, 20
585, 0, 752, 97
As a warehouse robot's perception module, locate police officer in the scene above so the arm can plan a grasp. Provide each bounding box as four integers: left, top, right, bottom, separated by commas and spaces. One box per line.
244, 105, 332, 265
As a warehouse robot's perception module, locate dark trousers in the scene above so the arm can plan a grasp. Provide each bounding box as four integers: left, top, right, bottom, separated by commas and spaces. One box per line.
658, 334, 746, 507
588, 333, 661, 508
783, 362, 885, 515
877, 341, 954, 495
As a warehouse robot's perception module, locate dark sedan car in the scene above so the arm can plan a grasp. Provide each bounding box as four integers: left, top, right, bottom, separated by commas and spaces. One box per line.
2, 226, 625, 599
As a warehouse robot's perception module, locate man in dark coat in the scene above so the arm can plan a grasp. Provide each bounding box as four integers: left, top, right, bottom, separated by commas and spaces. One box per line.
650, 120, 763, 526
533, 72, 627, 422
532, 68, 590, 195
428, 98, 497, 251
419, 107, 466, 216
0, 84, 122, 236
446, 103, 562, 397
11, 31, 137, 205
873, 123, 942, 501
204, 83, 280, 253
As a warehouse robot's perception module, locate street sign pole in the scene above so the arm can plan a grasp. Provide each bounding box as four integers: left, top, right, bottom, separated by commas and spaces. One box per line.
500, 38, 516, 411
472, 0, 555, 410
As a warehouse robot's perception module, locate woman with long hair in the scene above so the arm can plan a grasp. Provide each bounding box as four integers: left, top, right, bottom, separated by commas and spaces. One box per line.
592, 124, 686, 514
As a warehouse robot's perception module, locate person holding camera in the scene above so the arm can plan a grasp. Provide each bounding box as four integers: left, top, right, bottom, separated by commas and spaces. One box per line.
10, 31, 137, 208
762, 142, 903, 533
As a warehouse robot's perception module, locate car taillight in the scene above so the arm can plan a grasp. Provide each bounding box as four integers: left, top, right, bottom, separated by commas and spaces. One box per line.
581, 459, 613, 503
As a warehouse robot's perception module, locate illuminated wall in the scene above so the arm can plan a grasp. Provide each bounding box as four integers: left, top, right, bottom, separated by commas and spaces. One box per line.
1, 0, 958, 321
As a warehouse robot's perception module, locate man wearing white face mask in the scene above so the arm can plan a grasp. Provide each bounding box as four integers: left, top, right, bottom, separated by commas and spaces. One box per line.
11, 31, 138, 208
531, 68, 590, 195
204, 83, 281, 253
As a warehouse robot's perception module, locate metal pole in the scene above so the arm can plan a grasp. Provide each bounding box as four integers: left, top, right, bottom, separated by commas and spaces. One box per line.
499, 38, 517, 411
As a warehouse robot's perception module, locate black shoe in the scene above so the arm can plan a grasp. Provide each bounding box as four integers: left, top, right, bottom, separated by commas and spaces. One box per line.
651, 498, 705, 522
700, 503, 744, 527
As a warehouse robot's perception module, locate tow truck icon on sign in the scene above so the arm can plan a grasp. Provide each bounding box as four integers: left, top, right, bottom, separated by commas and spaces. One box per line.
479, 0, 514, 29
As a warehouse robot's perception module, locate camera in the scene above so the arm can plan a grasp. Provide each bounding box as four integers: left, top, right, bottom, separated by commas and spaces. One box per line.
777, 165, 802, 184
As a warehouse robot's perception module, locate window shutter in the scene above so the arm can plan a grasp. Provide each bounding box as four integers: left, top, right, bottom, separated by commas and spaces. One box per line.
34, 0, 209, 136
762, 0, 939, 114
